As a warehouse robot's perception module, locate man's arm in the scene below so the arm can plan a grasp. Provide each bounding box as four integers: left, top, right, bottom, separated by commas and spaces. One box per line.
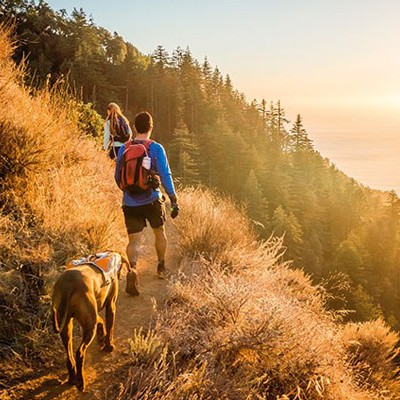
153, 143, 176, 201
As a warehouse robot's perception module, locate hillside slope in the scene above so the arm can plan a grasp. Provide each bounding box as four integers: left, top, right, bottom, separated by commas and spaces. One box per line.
0, 24, 125, 378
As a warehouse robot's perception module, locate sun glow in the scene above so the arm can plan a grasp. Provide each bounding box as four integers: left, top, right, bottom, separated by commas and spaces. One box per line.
391, 95, 400, 105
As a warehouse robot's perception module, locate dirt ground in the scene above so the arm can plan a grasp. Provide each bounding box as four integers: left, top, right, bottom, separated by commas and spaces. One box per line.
1, 230, 176, 400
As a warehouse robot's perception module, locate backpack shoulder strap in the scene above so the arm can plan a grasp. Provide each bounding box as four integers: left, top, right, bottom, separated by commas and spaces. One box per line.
131, 139, 154, 153
143, 140, 154, 150
120, 116, 130, 133
124, 139, 134, 150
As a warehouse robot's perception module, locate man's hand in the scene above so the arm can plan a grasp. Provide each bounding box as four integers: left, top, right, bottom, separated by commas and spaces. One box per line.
170, 203, 179, 219
169, 194, 178, 205
169, 195, 179, 219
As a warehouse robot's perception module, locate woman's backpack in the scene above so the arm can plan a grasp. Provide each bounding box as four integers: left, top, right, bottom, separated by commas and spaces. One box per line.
111, 116, 131, 143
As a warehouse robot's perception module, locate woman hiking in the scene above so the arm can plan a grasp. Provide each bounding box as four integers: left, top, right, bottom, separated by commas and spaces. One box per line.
103, 102, 132, 159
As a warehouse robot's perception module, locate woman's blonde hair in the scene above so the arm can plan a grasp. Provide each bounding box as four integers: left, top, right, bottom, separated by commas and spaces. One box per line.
106, 102, 130, 137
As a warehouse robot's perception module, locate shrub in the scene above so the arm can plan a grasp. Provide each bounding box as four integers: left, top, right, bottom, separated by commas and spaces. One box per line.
342, 319, 400, 396
172, 188, 256, 262
67, 99, 105, 141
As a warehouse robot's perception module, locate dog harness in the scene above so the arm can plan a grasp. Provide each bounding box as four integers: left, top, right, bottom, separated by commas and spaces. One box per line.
66, 251, 122, 286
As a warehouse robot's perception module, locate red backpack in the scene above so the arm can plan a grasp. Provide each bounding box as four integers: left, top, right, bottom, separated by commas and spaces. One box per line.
119, 140, 159, 194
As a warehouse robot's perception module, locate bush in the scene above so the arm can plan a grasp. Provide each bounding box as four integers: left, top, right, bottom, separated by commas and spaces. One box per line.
173, 188, 255, 261
342, 319, 400, 395
67, 99, 105, 141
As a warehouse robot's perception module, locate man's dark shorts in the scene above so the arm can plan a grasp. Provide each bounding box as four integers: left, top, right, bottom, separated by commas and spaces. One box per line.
122, 199, 166, 234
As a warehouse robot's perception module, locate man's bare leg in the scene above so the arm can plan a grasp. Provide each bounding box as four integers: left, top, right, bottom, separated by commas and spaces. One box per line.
152, 226, 169, 278
125, 232, 142, 295
153, 226, 167, 263
126, 232, 142, 266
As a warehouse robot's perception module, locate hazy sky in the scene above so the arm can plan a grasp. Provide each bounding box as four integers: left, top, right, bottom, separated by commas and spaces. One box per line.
47, 0, 400, 193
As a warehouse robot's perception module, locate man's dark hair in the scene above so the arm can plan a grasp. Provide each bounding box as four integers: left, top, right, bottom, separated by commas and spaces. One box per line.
134, 111, 153, 134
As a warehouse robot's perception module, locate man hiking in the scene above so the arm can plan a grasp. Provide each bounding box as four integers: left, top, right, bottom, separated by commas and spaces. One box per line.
115, 111, 179, 296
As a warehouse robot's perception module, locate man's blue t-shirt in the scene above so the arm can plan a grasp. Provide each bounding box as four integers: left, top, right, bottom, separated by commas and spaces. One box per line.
114, 139, 176, 207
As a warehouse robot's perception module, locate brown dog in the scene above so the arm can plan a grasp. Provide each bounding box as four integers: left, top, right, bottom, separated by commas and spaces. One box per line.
51, 252, 129, 391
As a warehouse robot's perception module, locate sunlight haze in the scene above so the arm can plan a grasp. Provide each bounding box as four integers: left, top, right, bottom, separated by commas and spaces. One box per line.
47, 0, 400, 193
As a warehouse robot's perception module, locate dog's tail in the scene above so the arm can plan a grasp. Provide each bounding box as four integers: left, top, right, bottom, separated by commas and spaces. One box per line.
52, 284, 72, 334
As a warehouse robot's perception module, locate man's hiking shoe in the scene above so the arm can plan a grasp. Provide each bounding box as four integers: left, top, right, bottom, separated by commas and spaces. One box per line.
157, 263, 171, 279
126, 268, 140, 296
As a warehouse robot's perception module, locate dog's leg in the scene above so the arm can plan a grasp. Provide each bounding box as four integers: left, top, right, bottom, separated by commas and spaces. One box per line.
119, 254, 130, 279
103, 283, 117, 352
96, 316, 106, 346
75, 299, 97, 392
60, 318, 76, 385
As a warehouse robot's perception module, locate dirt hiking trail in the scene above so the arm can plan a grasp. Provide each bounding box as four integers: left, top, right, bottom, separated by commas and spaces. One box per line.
2, 230, 176, 400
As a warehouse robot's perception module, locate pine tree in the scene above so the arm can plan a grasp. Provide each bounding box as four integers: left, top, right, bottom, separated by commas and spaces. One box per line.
152, 45, 170, 70
336, 238, 366, 284
224, 74, 233, 93
289, 114, 313, 152
211, 67, 223, 98
348, 284, 384, 322
179, 48, 203, 133
202, 56, 212, 81
171, 46, 184, 69
271, 205, 304, 260
260, 98, 267, 122
242, 170, 269, 229
266, 100, 289, 151
169, 122, 199, 185
199, 116, 230, 188
106, 33, 127, 65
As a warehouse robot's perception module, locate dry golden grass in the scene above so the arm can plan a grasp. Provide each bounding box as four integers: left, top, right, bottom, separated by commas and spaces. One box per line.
0, 25, 125, 372
120, 187, 400, 400
342, 319, 400, 396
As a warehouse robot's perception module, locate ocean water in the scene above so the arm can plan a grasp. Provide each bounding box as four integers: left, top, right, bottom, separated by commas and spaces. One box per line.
293, 100, 400, 195
311, 128, 400, 194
